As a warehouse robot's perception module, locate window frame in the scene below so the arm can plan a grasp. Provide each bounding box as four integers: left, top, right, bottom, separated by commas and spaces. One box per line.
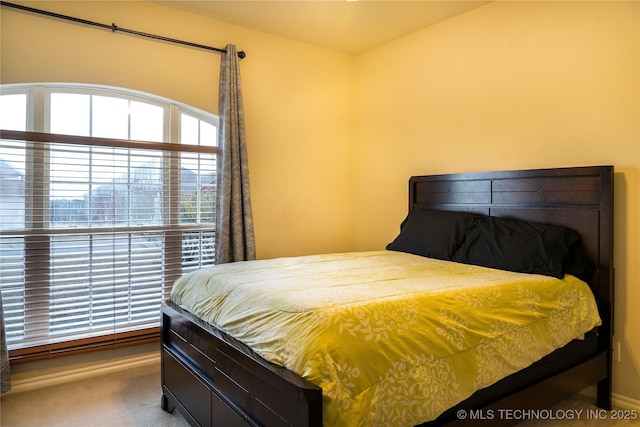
0, 83, 218, 362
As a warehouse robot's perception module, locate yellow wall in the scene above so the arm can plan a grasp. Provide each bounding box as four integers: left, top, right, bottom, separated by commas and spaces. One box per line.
353, 1, 640, 403
0, 0, 356, 259
2, 0, 639, 405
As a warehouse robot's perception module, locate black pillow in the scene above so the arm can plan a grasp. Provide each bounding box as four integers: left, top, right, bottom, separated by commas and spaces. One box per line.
563, 245, 594, 282
452, 216, 582, 278
386, 209, 480, 260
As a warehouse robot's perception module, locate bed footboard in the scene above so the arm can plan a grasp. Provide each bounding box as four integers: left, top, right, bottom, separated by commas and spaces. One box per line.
161, 301, 322, 427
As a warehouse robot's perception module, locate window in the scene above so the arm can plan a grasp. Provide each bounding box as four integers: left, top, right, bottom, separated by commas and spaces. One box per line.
0, 84, 217, 360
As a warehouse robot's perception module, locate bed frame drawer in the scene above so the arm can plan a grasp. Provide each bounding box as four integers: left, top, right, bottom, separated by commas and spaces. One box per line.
163, 347, 257, 427
163, 349, 212, 426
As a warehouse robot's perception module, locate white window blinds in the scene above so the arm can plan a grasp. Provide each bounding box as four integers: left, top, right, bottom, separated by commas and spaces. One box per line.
0, 130, 216, 360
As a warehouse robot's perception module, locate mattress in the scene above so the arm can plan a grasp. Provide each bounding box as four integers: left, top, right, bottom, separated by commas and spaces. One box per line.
170, 250, 601, 427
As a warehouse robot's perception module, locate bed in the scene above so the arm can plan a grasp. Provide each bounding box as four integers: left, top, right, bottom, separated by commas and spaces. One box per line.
160, 165, 614, 426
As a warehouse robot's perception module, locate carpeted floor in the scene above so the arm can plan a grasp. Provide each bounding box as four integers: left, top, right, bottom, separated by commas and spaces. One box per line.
0, 362, 637, 426
0, 363, 188, 427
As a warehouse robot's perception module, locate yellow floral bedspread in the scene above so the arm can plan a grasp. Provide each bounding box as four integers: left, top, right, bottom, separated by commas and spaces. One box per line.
170, 251, 601, 427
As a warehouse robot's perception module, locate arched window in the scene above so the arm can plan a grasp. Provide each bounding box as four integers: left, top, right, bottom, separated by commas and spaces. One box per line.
0, 83, 217, 359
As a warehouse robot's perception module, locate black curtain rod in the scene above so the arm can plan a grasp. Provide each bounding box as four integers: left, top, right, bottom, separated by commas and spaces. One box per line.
0, 1, 246, 59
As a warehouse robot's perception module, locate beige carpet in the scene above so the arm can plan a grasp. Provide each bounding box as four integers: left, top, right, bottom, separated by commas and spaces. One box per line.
0, 362, 637, 426
0, 363, 188, 427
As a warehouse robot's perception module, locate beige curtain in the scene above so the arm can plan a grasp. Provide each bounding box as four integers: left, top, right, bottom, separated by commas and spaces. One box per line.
215, 44, 256, 263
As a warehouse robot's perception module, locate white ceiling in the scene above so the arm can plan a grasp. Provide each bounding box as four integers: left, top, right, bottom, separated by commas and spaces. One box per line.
154, 1, 490, 55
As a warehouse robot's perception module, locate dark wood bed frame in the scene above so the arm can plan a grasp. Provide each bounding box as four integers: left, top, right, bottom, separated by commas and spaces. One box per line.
161, 165, 614, 427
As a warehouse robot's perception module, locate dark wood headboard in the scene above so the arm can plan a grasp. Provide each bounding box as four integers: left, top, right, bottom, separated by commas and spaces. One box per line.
408, 165, 614, 355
